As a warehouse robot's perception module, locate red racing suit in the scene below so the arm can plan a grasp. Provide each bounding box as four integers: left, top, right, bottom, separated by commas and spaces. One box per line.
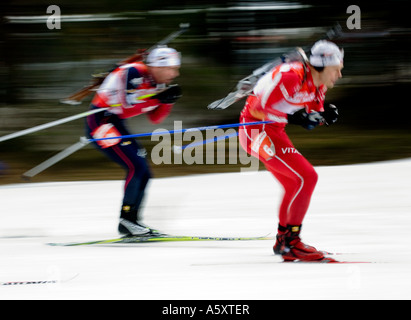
239, 62, 327, 227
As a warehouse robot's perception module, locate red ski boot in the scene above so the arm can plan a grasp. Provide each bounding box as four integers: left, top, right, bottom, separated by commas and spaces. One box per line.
273, 225, 324, 262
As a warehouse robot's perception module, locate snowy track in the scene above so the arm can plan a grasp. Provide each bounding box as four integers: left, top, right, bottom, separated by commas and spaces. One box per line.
1, 159, 411, 299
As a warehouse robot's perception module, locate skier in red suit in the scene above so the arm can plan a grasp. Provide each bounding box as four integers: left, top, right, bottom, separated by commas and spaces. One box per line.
86, 47, 182, 236
239, 41, 343, 262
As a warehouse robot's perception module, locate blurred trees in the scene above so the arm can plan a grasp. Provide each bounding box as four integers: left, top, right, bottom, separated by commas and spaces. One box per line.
1, 0, 410, 182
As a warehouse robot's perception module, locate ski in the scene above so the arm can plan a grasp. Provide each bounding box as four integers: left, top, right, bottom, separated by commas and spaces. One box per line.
320, 250, 346, 256
286, 257, 372, 264
1, 280, 58, 286
1, 274, 79, 286
289, 260, 372, 264
48, 234, 273, 247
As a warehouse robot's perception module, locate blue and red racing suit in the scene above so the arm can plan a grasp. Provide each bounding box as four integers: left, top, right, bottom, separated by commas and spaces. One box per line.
86, 62, 175, 217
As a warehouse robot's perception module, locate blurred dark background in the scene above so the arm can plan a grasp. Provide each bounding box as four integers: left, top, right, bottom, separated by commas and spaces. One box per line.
1, 0, 410, 184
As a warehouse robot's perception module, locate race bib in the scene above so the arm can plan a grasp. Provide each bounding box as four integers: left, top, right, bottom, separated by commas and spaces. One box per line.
250, 131, 275, 160
91, 123, 121, 149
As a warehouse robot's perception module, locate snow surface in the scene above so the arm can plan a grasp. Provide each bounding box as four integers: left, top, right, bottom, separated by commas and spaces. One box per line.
1, 159, 411, 300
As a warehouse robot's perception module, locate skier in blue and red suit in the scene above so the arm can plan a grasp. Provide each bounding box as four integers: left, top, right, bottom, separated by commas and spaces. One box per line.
86, 47, 182, 236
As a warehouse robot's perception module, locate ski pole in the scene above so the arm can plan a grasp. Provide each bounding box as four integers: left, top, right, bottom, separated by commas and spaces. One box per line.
21, 131, 239, 179
21, 121, 264, 178
0, 108, 108, 143
89, 120, 274, 142
173, 131, 239, 154
22, 137, 90, 179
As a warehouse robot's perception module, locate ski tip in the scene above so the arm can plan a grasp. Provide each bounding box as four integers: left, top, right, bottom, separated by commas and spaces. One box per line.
47, 242, 74, 247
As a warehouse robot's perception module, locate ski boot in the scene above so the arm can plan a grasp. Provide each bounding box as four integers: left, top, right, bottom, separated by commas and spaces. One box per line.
118, 219, 151, 236
273, 225, 324, 262
118, 205, 160, 236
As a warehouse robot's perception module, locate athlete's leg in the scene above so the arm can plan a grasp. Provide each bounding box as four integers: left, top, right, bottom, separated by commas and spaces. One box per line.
86, 110, 151, 222
264, 153, 318, 226
239, 124, 318, 225
240, 124, 323, 260
110, 140, 152, 219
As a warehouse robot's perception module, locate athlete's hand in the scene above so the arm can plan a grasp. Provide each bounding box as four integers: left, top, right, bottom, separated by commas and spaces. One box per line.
288, 109, 324, 130
321, 104, 339, 126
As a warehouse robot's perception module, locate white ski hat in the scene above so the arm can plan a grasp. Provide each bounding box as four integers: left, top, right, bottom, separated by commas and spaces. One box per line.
309, 40, 344, 67
146, 46, 181, 67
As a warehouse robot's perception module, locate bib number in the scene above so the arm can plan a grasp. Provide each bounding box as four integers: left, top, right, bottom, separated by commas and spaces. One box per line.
250, 131, 275, 160
91, 123, 121, 149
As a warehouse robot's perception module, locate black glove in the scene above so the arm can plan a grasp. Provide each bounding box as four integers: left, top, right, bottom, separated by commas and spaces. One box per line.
288, 109, 324, 130
321, 104, 339, 126
153, 85, 182, 104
